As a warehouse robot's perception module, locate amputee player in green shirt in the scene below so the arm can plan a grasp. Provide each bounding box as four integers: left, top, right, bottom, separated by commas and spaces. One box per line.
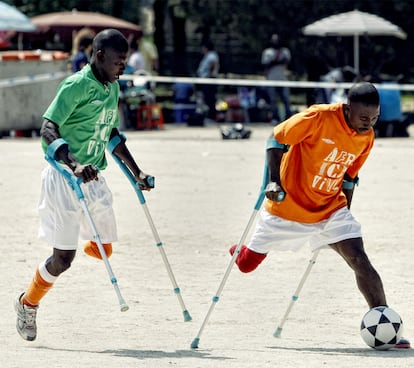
15, 29, 153, 341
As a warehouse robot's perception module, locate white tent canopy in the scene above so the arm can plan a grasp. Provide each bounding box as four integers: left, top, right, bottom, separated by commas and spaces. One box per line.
302, 10, 407, 73
0, 1, 35, 32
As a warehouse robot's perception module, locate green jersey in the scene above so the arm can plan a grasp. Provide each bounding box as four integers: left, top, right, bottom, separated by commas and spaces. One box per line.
43, 64, 120, 170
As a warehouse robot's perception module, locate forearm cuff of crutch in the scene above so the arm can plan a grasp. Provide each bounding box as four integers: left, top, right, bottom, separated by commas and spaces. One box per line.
46, 138, 68, 160
342, 180, 355, 190
266, 137, 288, 150
107, 132, 126, 153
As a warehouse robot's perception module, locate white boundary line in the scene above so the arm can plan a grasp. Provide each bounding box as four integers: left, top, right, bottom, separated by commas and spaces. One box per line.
121, 74, 414, 91
1, 72, 411, 91
0, 72, 69, 88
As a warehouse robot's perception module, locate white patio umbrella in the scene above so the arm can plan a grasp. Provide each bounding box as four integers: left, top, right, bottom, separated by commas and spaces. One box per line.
0, 1, 36, 49
0, 1, 36, 32
302, 9, 407, 73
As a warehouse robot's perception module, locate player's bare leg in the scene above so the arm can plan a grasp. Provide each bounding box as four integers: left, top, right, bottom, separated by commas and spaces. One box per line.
330, 237, 386, 308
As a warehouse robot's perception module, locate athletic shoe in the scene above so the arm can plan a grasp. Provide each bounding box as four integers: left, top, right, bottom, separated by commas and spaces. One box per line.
14, 293, 38, 341
395, 337, 411, 349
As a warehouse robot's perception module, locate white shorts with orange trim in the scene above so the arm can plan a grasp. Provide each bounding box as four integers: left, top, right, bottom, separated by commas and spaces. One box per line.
38, 165, 118, 250
248, 206, 362, 254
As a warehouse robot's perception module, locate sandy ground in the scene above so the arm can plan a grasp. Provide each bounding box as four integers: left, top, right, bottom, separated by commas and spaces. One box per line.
2, 123, 414, 368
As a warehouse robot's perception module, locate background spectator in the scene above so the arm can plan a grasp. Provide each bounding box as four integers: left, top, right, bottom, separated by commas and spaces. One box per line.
196, 39, 220, 121
127, 34, 146, 74
137, 30, 159, 75
71, 36, 93, 73
261, 34, 292, 124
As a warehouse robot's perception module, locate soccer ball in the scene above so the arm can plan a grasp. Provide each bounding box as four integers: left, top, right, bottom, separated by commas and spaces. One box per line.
360, 306, 403, 350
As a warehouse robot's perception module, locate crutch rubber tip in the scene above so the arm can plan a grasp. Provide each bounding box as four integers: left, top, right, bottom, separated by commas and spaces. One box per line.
190, 338, 200, 349
273, 327, 282, 338
120, 304, 129, 312
183, 310, 192, 322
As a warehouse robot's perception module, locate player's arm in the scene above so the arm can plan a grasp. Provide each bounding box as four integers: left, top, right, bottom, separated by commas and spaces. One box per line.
265, 134, 288, 202
342, 172, 359, 209
40, 118, 98, 182
109, 128, 154, 190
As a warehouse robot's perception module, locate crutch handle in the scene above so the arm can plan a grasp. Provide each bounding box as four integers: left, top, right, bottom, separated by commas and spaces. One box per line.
138, 175, 155, 189
277, 191, 286, 201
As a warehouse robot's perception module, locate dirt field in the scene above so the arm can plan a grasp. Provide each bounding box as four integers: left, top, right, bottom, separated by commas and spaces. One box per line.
2, 124, 414, 368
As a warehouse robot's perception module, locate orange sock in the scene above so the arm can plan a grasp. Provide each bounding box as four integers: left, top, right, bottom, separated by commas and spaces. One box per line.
84, 241, 112, 260
22, 269, 54, 307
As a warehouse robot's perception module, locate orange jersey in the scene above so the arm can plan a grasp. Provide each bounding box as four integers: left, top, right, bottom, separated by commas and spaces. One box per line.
265, 103, 374, 223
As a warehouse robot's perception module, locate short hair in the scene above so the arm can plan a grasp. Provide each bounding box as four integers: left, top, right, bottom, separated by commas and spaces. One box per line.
348, 82, 380, 106
93, 29, 128, 54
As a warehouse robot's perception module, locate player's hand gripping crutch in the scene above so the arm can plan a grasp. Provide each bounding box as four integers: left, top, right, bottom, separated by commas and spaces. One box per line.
45, 150, 129, 312
190, 158, 282, 349
107, 135, 192, 322
273, 249, 320, 337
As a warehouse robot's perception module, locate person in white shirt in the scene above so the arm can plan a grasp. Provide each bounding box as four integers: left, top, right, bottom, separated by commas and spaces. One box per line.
127, 35, 146, 73
261, 34, 292, 124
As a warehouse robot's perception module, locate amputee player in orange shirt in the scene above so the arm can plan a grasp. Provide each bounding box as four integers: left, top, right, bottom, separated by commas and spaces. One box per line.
230, 82, 410, 348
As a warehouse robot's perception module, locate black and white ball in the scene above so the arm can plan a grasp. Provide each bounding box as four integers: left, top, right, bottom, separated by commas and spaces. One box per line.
360, 306, 403, 350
